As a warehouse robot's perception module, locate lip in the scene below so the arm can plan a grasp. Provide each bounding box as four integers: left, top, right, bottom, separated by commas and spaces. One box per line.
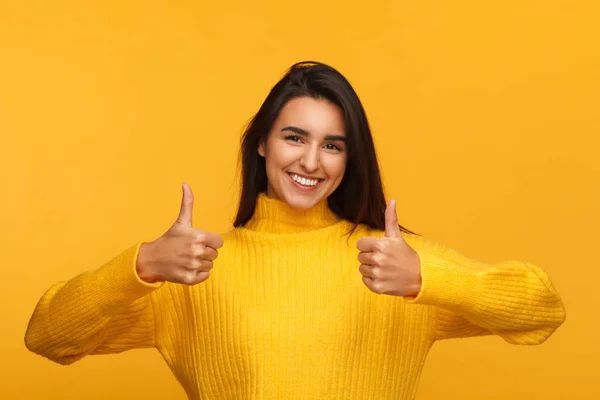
288, 172, 323, 180
287, 172, 323, 191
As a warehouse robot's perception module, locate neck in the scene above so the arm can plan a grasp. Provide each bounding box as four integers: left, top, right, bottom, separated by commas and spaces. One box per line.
244, 193, 342, 234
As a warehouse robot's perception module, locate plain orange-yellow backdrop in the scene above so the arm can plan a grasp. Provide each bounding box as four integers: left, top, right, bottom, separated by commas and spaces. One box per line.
1, 1, 598, 399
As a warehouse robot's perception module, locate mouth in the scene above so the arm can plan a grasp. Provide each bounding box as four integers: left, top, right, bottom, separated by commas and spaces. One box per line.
287, 172, 324, 191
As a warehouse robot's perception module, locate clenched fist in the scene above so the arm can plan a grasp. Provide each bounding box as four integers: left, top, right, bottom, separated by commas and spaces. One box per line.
136, 182, 224, 285
357, 199, 422, 297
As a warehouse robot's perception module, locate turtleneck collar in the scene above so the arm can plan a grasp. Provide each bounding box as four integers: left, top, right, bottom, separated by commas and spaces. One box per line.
244, 192, 342, 234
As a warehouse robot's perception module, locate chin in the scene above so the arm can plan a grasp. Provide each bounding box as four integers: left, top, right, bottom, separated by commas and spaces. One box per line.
282, 192, 324, 210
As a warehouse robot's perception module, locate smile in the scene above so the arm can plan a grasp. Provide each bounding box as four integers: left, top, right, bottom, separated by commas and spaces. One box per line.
288, 173, 323, 189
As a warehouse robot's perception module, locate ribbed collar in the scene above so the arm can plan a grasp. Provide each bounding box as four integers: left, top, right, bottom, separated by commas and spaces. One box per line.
244, 193, 342, 234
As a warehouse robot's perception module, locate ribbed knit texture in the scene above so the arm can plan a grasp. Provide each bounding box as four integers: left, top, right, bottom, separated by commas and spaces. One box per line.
25, 193, 566, 399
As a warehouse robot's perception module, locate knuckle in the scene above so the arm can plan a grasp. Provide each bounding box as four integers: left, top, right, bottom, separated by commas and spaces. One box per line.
371, 281, 383, 294
378, 254, 388, 266
376, 240, 389, 253
186, 243, 196, 256
189, 259, 200, 270
371, 266, 380, 278
182, 271, 197, 285
372, 253, 382, 265
192, 244, 205, 257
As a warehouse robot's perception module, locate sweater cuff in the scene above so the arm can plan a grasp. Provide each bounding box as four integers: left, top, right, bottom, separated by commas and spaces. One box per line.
406, 250, 480, 312
91, 242, 164, 307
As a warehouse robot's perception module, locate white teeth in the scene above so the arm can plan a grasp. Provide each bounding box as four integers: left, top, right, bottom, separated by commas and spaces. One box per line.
291, 174, 318, 187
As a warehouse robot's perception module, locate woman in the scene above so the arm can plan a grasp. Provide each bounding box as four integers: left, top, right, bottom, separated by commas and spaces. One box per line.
25, 61, 566, 399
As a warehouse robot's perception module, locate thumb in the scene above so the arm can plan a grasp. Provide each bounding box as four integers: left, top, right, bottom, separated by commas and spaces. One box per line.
176, 182, 194, 227
385, 199, 401, 238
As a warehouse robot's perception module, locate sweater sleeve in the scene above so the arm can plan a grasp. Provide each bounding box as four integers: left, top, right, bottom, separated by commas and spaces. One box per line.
24, 242, 164, 365
403, 234, 566, 345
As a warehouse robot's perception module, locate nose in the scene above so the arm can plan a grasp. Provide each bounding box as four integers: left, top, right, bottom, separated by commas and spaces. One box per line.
300, 144, 319, 173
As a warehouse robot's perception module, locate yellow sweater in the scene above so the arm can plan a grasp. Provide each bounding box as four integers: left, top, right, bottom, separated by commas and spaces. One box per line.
25, 194, 566, 399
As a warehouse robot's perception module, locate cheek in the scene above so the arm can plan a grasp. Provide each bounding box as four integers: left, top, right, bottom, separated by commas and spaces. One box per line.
322, 154, 347, 180
264, 142, 296, 176
266, 143, 301, 168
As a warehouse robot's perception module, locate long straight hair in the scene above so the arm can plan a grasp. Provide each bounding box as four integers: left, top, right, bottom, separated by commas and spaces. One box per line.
234, 61, 418, 236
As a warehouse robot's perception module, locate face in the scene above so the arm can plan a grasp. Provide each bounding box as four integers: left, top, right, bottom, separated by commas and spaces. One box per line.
258, 96, 347, 210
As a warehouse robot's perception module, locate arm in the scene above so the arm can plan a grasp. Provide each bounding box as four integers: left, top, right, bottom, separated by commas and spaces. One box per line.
24, 242, 164, 365
404, 235, 566, 344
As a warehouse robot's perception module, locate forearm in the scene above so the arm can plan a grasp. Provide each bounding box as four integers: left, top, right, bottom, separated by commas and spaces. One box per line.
24, 243, 163, 364
405, 238, 566, 344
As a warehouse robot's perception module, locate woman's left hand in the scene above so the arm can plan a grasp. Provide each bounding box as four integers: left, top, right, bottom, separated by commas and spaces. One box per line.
357, 200, 422, 297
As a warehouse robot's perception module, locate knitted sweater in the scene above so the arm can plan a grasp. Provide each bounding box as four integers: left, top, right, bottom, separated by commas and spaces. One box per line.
25, 193, 566, 399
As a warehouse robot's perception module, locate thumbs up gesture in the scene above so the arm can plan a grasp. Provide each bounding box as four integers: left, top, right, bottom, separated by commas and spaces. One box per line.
356, 200, 422, 297
136, 183, 224, 285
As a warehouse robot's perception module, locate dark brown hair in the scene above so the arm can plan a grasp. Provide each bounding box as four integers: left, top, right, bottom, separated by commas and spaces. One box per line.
234, 61, 418, 236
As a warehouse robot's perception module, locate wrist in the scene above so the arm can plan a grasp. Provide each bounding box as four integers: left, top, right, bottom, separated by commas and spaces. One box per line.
136, 241, 161, 283
408, 251, 422, 297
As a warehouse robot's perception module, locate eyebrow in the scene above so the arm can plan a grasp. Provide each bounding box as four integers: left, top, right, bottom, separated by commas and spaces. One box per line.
281, 126, 346, 142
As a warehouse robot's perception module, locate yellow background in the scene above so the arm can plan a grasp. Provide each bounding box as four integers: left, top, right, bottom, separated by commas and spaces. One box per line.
1, 0, 598, 399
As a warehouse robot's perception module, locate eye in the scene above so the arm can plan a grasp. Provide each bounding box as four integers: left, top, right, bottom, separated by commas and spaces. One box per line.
324, 143, 342, 151
284, 135, 302, 143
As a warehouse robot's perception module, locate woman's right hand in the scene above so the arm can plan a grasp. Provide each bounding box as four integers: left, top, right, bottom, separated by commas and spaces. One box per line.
136, 183, 224, 285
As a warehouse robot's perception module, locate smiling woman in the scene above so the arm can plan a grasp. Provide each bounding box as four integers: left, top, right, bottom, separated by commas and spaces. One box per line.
233, 61, 416, 234
257, 97, 348, 209
24, 61, 566, 400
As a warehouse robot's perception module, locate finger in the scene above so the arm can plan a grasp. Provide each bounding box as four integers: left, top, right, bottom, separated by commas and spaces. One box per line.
193, 245, 219, 261
195, 270, 210, 284
180, 266, 211, 285
385, 199, 401, 238
197, 260, 214, 272
186, 259, 213, 272
363, 275, 385, 294
203, 232, 224, 249
357, 236, 379, 252
359, 263, 377, 278
193, 231, 224, 250
357, 251, 376, 265
361, 276, 379, 294
176, 182, 194, 227
181, 269, 201, 285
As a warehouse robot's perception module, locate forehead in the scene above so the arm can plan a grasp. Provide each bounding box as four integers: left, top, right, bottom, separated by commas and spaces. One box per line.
273, 97, 346, 136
